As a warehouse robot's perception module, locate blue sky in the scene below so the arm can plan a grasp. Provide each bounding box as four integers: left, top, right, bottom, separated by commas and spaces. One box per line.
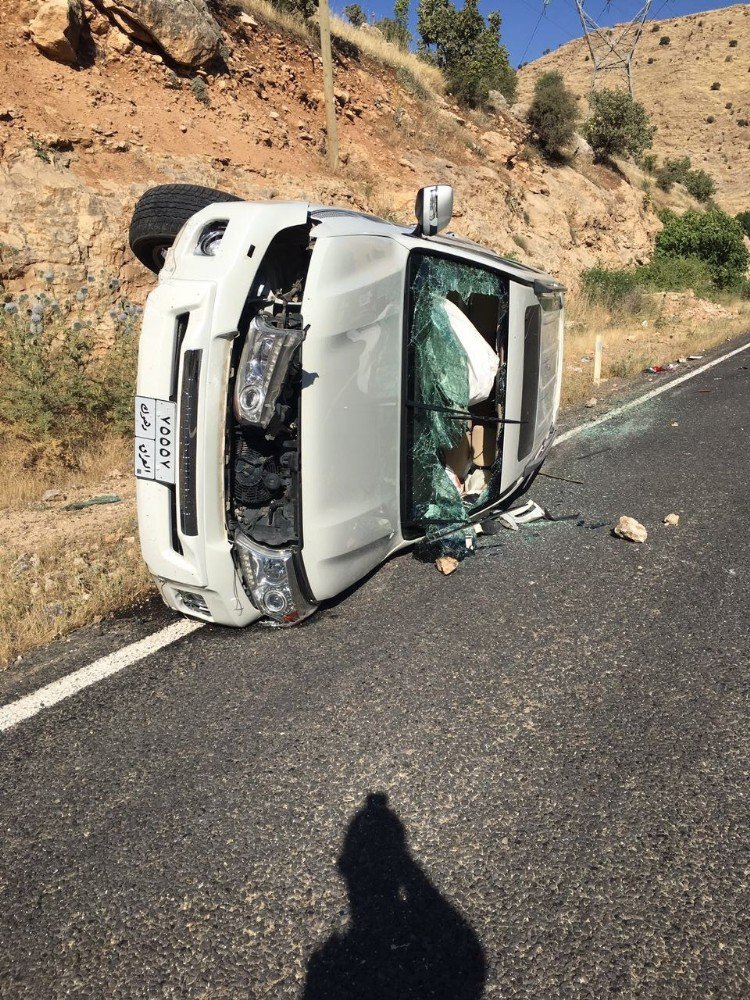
330, 0, 737, 67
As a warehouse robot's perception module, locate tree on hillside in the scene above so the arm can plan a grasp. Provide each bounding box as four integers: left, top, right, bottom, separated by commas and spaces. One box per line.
683, 168, 716, 204
417, 0, 516, 107
373, 0, 411, 49
274, 0, 318, 18
655, 155, 692, 192
344, 3, 366, 27
656, 209, 749, 289
581, 88, 655, 162
654, 157, 716, 204
737, 211, 750, 238
526, 71, 578, 156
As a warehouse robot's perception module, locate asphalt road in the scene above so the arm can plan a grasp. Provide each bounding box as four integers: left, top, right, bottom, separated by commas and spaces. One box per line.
1, 345, 749, 998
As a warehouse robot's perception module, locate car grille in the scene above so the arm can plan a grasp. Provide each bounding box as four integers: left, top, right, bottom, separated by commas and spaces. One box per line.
179, 349, 202, 536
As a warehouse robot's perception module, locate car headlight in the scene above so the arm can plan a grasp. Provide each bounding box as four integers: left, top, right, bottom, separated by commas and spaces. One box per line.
234, 314, 304, 428
233, 532, 316, 625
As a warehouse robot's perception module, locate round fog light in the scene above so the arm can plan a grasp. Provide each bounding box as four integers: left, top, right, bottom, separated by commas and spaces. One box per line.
263, 589, 288, 616
240, 385, 261, 414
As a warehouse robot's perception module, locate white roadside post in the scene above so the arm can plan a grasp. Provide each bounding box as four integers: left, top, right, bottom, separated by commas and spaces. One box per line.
318, 0, 339, 171
593, 334, 603, 385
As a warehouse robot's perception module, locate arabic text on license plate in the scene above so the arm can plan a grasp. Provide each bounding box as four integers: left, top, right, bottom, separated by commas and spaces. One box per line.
135, 396, 176, 485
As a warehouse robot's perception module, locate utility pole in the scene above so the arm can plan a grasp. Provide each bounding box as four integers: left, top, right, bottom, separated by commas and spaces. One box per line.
317, 0, 339, 171
574, 0, 653, 96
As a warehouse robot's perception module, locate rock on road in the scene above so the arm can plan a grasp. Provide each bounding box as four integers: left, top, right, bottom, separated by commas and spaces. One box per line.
1, 344, 748, 998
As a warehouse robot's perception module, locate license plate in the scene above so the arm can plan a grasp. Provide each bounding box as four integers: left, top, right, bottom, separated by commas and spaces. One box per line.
135, 396, 176, 484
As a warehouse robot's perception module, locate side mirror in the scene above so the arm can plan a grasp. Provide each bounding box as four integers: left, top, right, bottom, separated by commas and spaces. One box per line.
414, 185, 453, 237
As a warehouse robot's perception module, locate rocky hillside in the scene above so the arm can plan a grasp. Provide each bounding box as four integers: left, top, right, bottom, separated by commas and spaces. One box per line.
0, 0, 666, 313
519, 4, 750, 214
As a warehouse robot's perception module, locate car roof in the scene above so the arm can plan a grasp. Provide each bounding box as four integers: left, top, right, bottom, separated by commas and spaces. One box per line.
308, 207, 565, 291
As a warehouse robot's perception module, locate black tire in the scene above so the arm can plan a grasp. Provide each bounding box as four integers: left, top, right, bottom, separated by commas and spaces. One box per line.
129, 183, 243, 273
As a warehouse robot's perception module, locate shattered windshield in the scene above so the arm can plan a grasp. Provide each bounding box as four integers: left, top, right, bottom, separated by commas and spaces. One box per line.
403, 252, 509, 558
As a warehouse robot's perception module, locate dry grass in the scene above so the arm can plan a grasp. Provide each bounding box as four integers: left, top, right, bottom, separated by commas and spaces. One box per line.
562, 292, 750, 406
0, 434, 130, 509
328, 16, 445, 97
238, 0, 445, 97
0, 531, 152, 668
0, 435, 154, 667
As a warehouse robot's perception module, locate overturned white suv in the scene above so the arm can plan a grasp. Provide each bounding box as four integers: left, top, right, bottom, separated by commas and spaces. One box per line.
131, 183, 564, 627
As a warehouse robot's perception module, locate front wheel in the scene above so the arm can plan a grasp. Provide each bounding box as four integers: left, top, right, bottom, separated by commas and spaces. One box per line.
129, 183, 243, 273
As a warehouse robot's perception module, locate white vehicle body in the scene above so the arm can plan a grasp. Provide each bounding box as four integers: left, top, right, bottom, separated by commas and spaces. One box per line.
135, 195, 564, 627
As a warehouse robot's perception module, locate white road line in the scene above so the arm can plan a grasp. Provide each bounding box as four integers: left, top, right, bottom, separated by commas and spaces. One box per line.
554, 339, 750, 447
0, 619, 203, 733
2, 338, 748, 734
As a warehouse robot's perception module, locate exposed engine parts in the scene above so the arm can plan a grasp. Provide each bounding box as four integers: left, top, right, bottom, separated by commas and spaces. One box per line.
227, 223, 310, 550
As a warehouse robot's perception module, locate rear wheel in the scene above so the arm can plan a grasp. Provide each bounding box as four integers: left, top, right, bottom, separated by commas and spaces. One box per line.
129, 183, 243, 273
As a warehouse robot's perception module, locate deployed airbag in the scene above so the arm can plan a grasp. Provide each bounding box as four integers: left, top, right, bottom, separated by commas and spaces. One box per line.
440, 298, 499, 406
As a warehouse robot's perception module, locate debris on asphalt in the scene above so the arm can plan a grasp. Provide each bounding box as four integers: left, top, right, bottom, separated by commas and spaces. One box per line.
435, 555, 459, 575
671, 421, 679, 427
585, 397, 597, 408
63, 494, 122, 512
613, 516, 648, 543
663, 513, 680, 526
42, 489, 66, 502
575, 446, 612, 461
688, 354, 703, 360
646, 364, 677, 374
539, 470, 584, 486
496, 499, 548, 531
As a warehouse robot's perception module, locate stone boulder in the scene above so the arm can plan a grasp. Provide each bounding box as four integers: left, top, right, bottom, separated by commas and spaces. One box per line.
486, 90, 508, 112
30, 0, 84, 65
570, 131, 594, 160
94, 0, 221, 66
509, 102, 529, 122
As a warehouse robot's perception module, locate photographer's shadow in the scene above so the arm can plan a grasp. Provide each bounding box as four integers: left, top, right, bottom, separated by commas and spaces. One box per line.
304, 793, 486, 999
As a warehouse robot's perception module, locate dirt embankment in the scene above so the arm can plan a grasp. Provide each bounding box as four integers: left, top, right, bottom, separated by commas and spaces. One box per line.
0, 0, 663, 313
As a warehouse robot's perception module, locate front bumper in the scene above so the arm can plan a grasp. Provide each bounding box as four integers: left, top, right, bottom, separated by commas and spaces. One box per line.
135, 201, 311, 626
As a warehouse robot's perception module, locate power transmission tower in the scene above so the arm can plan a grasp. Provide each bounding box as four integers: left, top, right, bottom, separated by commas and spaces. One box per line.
575, 0, 653, 96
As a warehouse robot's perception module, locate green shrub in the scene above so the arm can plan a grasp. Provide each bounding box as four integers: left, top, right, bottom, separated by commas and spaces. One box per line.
659, 35, 670, 45
417, 0, 516, 107
0, 291, 138, 454
655, 208, 750, 289
736, 210, 750, 237
526, 70, 578, 156
639, 255, 714, 294
580, 266, 641, 306
581, 88, 656, 162
654, 154, 691, 192
683, 168, 716, 203
581, 254, 717, 306
641, 152, 657, 173
710, 81, 721, 90
272, 0, 318, 17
